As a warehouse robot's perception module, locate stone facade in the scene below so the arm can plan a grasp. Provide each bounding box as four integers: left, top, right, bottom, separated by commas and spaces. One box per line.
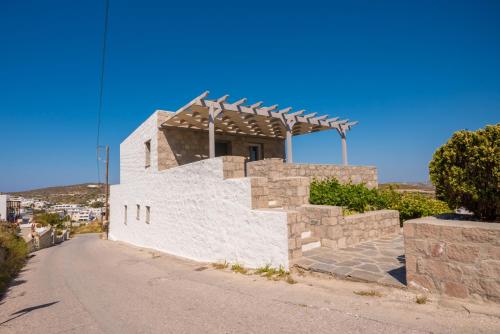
221, 156, 246, 179
404, 217, 500, 303
248, 158, 378, 189
157, 112, 285, 171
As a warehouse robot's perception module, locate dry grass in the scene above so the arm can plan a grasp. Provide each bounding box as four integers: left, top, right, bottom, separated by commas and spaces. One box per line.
415, 295, 428, 304
255, 264, 296, 283
230, 263, 248, 274
354, 290, 383, 297
71, 223, 103, 235
212, 261, 229, 270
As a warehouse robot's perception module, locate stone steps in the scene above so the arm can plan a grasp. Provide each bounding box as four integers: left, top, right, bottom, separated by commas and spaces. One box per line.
301, 236, 321, 252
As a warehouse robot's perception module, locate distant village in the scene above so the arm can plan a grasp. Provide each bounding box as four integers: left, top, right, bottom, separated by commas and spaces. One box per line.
0, 184, 105, 227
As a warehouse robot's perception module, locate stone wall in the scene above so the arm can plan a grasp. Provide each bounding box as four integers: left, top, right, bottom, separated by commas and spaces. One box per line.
221, 156, 246, 179
404, 217, 500, 303
248, 158, 378, 189
299, 206, 399, 249
157, 124, 285, 171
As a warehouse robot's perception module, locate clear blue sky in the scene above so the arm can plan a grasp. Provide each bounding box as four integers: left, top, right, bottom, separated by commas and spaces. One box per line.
1, 0, 499, 192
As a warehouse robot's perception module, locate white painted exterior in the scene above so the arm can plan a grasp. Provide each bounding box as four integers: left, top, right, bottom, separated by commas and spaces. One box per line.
110, 112, 290, 269
0, 194, 7, 221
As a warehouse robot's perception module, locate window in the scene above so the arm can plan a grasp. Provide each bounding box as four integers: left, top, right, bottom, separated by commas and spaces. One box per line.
145, 140, 151, 168
136, 205, 140, 220
145, 206, 150, 224
248, 144, 263, 161
124, 205, 127, 225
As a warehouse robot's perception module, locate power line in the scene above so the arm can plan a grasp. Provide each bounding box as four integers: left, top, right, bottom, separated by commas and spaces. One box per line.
96, 0, 110, 187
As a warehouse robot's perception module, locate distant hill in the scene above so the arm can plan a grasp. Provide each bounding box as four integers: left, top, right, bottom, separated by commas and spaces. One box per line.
9, 183, 106, 205
379, 182, 435, 196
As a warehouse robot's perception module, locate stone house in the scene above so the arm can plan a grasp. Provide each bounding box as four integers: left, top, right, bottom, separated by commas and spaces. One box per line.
109, 92, 399, 269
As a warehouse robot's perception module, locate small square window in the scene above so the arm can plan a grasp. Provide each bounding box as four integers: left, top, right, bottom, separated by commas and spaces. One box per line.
145, 140, 151, 168
124, 205, 127, 225
145, 206, 150, 224
136, 204, 140, 220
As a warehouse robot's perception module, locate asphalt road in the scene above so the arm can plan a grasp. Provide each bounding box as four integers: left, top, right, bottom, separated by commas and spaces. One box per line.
1, 234, 499, 333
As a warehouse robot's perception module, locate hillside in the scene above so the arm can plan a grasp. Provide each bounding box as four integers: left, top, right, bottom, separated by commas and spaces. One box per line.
379, 182, 435, 196
9, 183, 105, 205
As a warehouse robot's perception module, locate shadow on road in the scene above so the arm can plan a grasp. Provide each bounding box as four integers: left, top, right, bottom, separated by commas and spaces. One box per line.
0, 301, 59, 326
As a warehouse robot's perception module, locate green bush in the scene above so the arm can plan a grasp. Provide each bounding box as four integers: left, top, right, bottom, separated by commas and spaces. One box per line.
310, 178, 386, 213
384, 192, 450, 222
429, 124, 499, 221
309, 178, 450, 222
0, 224, 29, 294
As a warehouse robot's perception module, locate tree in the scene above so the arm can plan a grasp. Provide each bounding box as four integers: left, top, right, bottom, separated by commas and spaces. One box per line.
429, 124, 499, 221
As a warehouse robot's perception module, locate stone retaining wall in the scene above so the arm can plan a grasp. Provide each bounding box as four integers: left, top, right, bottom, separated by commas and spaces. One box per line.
299, 206, 399, 249
248, 158, 378, 189
287, 205, 400, 261
404, 217, 500, 303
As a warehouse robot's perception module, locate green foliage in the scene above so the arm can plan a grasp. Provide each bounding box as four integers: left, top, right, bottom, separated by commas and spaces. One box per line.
309, 179, 450, 223
310, 178, 387, 213
0, 224, 29, 294
90, 201, 104, 208
384, 192, 450, 222
35, 212, 65, 229
429, 124, 499, 221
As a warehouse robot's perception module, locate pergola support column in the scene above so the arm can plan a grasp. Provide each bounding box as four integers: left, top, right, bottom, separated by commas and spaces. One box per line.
341, 131, 348, 166
208, 107, 222, 159
286, 130, 293, 163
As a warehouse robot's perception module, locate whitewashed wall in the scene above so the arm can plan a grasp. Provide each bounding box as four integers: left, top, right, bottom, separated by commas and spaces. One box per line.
120, 111, 160, 184
110, 156, 290, 269
0, 194, 7, 221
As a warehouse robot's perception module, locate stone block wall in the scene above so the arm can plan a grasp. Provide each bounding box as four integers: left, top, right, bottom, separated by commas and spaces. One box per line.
222, 156, 246, 179
157, 126, 285, 171
298, 206, 399, 249
342, 210, 400, 246
248, 159, 378, 189
250, 177, 269, 209
404, 217, 500, 303
287, 210, 304, 261
273, 177, 310, 209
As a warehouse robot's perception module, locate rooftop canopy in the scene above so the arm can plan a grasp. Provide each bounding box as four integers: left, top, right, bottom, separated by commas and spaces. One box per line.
159, 91, 358, 165
160, 91, 357, 138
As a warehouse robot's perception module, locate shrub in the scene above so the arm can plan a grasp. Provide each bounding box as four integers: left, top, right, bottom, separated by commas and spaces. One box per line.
429, 124, 499, 221
0, 224, 29, 294
309, 179, 450, 222
384, 192, 450, 222
310, 178, 387, 213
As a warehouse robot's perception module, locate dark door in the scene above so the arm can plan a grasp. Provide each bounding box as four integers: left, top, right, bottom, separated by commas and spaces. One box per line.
248, 144, 262, 161
215, 141, 229, 157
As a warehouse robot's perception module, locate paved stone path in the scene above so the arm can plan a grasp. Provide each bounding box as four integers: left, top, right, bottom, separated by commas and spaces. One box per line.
294, 234, 406, 287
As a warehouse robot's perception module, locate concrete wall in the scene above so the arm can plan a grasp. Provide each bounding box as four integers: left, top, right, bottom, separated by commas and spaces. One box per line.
404, 217, 500, 303
110, 157, 290, 269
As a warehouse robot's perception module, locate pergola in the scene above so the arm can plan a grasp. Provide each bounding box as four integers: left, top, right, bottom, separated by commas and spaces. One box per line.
160, 91, 358, 165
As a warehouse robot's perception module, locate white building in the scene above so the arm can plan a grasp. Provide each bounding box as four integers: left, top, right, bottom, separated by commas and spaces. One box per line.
109, 92, 371, 269
0, 194, 7, 222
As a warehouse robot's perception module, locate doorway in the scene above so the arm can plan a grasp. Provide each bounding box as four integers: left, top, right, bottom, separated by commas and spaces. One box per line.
248, 144, 263, 161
